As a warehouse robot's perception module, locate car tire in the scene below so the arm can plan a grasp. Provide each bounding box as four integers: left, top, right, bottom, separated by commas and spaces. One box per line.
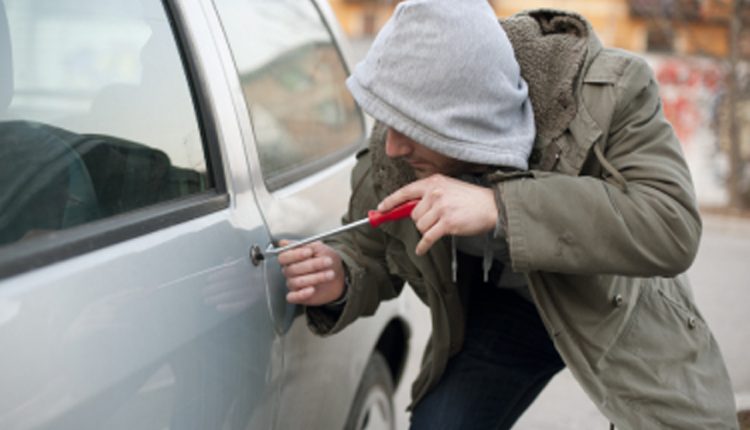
344, 351, 395, 430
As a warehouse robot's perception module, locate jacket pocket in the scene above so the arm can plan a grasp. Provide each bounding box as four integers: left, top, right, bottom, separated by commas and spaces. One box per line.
600, 277, 709, 387
596, 277, 736, 428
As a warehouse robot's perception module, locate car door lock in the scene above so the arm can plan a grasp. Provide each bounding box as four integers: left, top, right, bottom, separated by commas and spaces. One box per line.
250, 245, 265, 266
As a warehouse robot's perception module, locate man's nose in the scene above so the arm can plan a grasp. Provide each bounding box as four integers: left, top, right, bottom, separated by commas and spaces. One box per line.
385, 128, 413, 158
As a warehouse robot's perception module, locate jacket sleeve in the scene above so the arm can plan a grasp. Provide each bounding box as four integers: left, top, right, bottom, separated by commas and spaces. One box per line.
306, 153, 405, 336
498, 57, 702, 277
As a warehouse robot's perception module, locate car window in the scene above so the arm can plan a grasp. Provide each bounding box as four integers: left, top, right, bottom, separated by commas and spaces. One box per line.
212, 0, 365, 190
0, 0, 210, 247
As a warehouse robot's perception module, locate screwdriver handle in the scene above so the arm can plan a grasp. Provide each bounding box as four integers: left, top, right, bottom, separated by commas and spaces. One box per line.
367, 200, 419, 228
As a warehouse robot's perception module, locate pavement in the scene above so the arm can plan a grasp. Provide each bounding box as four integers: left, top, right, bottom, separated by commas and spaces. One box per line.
393, 212, 750, 429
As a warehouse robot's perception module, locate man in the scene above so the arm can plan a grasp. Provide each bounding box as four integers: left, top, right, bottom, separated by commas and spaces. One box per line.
279, 1, 738, 429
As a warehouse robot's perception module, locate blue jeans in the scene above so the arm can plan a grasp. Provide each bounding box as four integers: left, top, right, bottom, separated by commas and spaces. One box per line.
410, 283, 565, 430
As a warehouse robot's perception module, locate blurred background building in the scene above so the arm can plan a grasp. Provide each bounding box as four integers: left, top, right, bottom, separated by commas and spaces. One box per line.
328, 0, 750, 210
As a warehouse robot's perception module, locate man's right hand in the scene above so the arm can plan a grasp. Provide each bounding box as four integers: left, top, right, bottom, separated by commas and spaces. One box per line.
277, 240, 346, 306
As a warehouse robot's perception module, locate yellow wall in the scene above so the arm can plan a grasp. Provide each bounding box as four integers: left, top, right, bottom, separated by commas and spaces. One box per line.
495, 0, 634, 48
493, 0, 728, 56
328, 1, 398, 37
328, 0, 730, 58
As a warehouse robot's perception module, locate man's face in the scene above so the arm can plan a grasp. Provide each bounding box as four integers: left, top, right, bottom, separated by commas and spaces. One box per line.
384, 128, 467, 178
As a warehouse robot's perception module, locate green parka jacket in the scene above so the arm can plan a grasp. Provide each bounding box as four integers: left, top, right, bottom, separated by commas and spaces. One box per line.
308, 9, 738, 429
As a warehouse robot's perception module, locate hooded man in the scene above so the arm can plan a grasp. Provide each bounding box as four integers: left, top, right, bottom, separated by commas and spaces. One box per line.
278, 1, 738, 429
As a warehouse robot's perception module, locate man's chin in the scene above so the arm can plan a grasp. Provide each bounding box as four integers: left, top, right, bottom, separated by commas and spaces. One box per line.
413, 169, 431, 179
409, 164, 433, 179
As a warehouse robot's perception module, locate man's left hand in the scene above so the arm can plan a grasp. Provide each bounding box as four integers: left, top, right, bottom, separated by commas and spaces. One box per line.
378, 174, 498, 255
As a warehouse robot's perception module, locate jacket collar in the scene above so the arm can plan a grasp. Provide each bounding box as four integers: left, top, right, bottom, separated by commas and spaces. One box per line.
502, 9, 602, 146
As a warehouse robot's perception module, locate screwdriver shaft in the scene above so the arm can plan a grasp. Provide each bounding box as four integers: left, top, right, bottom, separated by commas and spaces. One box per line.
265, 217, 370, 255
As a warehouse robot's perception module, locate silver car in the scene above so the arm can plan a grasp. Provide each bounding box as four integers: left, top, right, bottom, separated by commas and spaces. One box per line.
0, 0, 415, 428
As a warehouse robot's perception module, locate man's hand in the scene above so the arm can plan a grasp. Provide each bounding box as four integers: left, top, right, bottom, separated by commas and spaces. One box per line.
378, 174, 498, 256
277, 240, 346, 306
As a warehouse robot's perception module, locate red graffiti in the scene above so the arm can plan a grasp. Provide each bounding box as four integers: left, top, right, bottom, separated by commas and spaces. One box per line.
651, 57, 724, 143
661, 96, 702, 142
656, 59, 723, 91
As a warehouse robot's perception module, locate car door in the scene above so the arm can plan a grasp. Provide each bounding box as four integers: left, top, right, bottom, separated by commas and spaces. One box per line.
0, 1, 280, 429
207, 0, 384, 428
208, 0, 365, 335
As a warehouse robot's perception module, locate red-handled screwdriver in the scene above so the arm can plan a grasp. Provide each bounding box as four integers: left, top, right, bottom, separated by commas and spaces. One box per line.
264, 200, 419, 256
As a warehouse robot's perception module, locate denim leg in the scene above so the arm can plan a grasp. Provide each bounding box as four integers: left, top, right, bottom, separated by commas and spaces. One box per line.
410, 286, 565, 430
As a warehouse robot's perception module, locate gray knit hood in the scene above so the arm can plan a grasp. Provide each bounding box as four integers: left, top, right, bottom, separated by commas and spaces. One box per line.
362, 9, 595, 199
346, 0, 535, 170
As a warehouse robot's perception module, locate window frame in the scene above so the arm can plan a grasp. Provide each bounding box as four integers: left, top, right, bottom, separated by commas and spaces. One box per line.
0, 0, 229, 280
265, 0, 365, 191
214, 0, 366, 192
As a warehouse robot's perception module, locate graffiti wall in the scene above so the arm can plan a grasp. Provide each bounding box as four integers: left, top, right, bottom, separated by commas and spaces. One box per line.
646, 55, 730, 206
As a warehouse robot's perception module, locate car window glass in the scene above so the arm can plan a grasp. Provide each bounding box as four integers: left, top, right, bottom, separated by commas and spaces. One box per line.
0, 0, 210, 247
212, 0, 365, 190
